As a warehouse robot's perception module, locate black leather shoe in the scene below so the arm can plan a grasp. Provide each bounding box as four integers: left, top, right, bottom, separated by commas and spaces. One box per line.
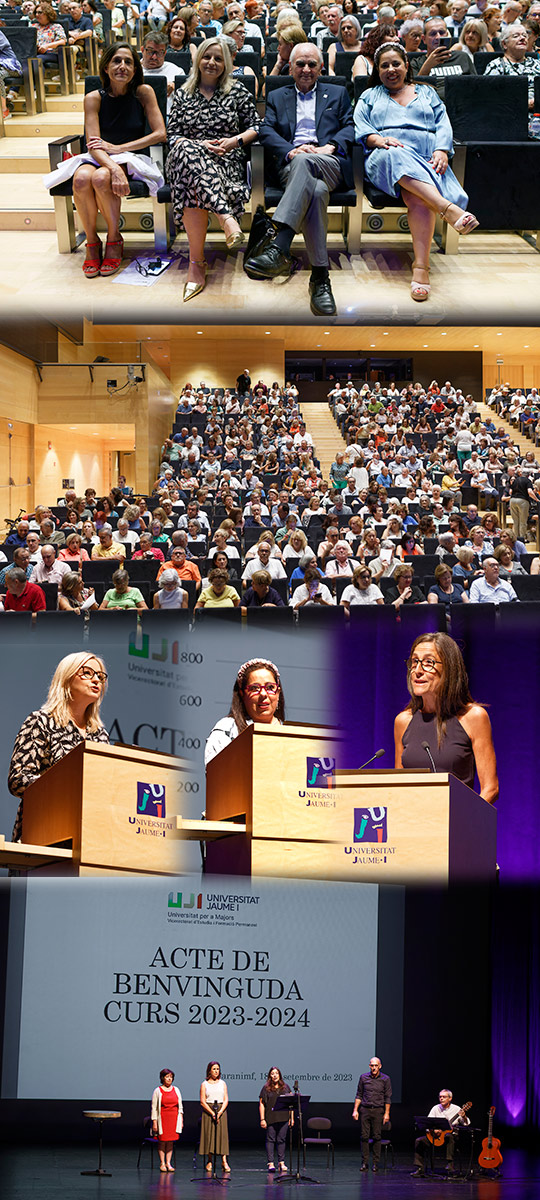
372, 1165, 379, 1173
244, 242, 293, 280
360, 1163, 369, 1171
309, 276, 337, 316
410, 1169, 425, 1177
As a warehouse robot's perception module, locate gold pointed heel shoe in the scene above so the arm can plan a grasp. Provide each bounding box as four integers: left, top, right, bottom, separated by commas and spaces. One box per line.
183, 259, 208, 302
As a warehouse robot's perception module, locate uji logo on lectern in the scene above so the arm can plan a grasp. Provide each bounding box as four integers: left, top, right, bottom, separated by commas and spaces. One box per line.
353, 806, 388, 843
137, 782, 166, 819
306, 757, 336, 789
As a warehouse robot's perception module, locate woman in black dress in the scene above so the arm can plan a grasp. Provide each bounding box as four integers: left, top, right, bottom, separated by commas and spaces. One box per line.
394, 632, 498, 803
73, 43, 166, 277
166, 37, 260, 301
259, 1067, 292, 1173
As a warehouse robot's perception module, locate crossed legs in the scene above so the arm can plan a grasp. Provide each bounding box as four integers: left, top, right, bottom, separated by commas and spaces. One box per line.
399, 176, 477, 298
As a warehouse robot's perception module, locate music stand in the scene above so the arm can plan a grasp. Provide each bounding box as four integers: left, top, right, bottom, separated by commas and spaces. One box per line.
460, 1124, 479, 1178
274, 1090, 320, 1186
414, 1115, 453, 1176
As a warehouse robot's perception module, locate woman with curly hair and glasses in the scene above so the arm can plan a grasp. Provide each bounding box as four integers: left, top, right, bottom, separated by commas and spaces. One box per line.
394, 632, 497, 802
8, 652, 109, 840
204, 659, 285, 765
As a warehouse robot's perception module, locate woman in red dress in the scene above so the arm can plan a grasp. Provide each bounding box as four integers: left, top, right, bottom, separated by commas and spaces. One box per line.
151, 1068, 184, 1172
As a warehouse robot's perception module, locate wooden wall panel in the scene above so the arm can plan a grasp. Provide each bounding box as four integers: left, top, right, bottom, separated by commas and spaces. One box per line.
168, 338, 286, 394
33, 426, 111, 501
144, 365, 177, 495
0, 418, 34, 525
0, 344, 39, 423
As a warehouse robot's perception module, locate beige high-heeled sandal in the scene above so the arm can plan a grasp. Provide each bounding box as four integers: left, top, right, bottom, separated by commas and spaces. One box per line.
410, 262, 431, 302
440, 201, 479, 235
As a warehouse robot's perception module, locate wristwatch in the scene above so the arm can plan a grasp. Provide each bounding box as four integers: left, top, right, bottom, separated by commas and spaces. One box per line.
237, 135, 244, 149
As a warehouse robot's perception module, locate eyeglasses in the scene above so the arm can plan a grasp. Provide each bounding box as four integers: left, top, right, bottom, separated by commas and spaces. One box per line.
78, 666, 108, 683
407, 657, 442, 674
243, 683, 279, 696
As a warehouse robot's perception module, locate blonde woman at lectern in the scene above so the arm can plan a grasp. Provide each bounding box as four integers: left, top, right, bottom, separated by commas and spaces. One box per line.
8, 652, 109, 841
394, 632, 498, 803
204, 658, 285, 766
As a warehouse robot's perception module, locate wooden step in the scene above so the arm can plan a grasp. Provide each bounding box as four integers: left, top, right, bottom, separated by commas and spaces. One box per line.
4, 112, 83, 138
0, 137, 50, 172
45, 94, 84, 113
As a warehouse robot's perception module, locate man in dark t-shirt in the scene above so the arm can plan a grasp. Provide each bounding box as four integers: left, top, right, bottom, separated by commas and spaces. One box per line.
241, 570, 286, 612
67, 0, 93, 63
409, 18, 475, 98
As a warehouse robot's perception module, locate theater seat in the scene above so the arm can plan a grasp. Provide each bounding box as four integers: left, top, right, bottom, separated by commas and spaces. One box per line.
443, 76, 540, 248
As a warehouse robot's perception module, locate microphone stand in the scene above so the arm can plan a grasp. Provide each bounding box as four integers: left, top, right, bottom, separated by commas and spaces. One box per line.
421, 741, 437, 773
192, 1100, 225, 1186
358, 749, 386, 770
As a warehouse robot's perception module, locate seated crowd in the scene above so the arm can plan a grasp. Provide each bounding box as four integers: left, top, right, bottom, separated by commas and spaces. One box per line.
3, 0, 538, 309
323, 373, 540, 608
2, 370, 539, 619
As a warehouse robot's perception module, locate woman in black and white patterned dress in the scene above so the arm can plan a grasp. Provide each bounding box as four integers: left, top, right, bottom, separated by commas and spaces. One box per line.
166, 37, 260, 301
8, 653, 109, 841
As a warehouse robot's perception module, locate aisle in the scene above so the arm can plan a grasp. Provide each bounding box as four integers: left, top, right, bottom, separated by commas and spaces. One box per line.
301, 401, 346, 480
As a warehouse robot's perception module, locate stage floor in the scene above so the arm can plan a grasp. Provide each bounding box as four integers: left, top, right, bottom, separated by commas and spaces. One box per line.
0, 1145, 537, 1200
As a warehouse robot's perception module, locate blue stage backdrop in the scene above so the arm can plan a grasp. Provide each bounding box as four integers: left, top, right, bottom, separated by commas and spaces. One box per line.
332, 613, 540, 885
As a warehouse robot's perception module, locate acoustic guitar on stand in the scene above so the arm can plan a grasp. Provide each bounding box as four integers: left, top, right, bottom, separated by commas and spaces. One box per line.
478, 1106, 503, 1169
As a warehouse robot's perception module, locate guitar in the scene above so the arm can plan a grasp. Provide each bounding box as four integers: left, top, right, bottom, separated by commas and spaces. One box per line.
478, 1106, 503, 1169
427, 1101, 472, 1147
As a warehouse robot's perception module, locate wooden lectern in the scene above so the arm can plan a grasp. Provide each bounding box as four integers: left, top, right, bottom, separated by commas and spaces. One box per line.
205, 725, 497, 883
17, 741, 194, 876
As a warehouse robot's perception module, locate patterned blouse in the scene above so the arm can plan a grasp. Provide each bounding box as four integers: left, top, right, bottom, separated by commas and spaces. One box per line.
167, 80, 259, 148
33, 23, 68, 52
9, 709, 109, 841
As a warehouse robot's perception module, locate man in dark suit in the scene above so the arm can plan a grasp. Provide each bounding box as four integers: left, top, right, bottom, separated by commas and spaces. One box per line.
245, 44, 354, 316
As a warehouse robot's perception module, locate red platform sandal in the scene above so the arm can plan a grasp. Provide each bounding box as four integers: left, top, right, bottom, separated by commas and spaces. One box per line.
100, 235, 124, 276
82, 240, 102, 278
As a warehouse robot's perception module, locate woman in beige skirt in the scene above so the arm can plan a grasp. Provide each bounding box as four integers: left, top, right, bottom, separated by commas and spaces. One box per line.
200, 1061, 230, 1173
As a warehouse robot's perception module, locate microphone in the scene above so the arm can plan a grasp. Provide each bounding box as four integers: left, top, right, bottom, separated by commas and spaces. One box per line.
358, 749, 385, 770
294, 1080, 299, 1092
421, 741, 436, 773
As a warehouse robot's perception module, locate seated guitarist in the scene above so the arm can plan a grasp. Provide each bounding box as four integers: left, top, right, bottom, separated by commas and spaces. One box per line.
412, 1090, 471, 1177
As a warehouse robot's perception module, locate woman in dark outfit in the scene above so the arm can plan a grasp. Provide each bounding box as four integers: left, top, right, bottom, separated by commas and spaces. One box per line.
259, 1067, 292, 1172
72, 43, 166, 276
394, 632, 498, 803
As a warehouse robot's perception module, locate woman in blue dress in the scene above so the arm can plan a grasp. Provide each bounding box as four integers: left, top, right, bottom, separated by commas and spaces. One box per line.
354, 42, 478, 301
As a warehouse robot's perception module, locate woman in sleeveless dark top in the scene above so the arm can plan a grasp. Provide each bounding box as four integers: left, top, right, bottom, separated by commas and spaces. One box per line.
73, 42, 166, 277
394, 632, 498, 803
